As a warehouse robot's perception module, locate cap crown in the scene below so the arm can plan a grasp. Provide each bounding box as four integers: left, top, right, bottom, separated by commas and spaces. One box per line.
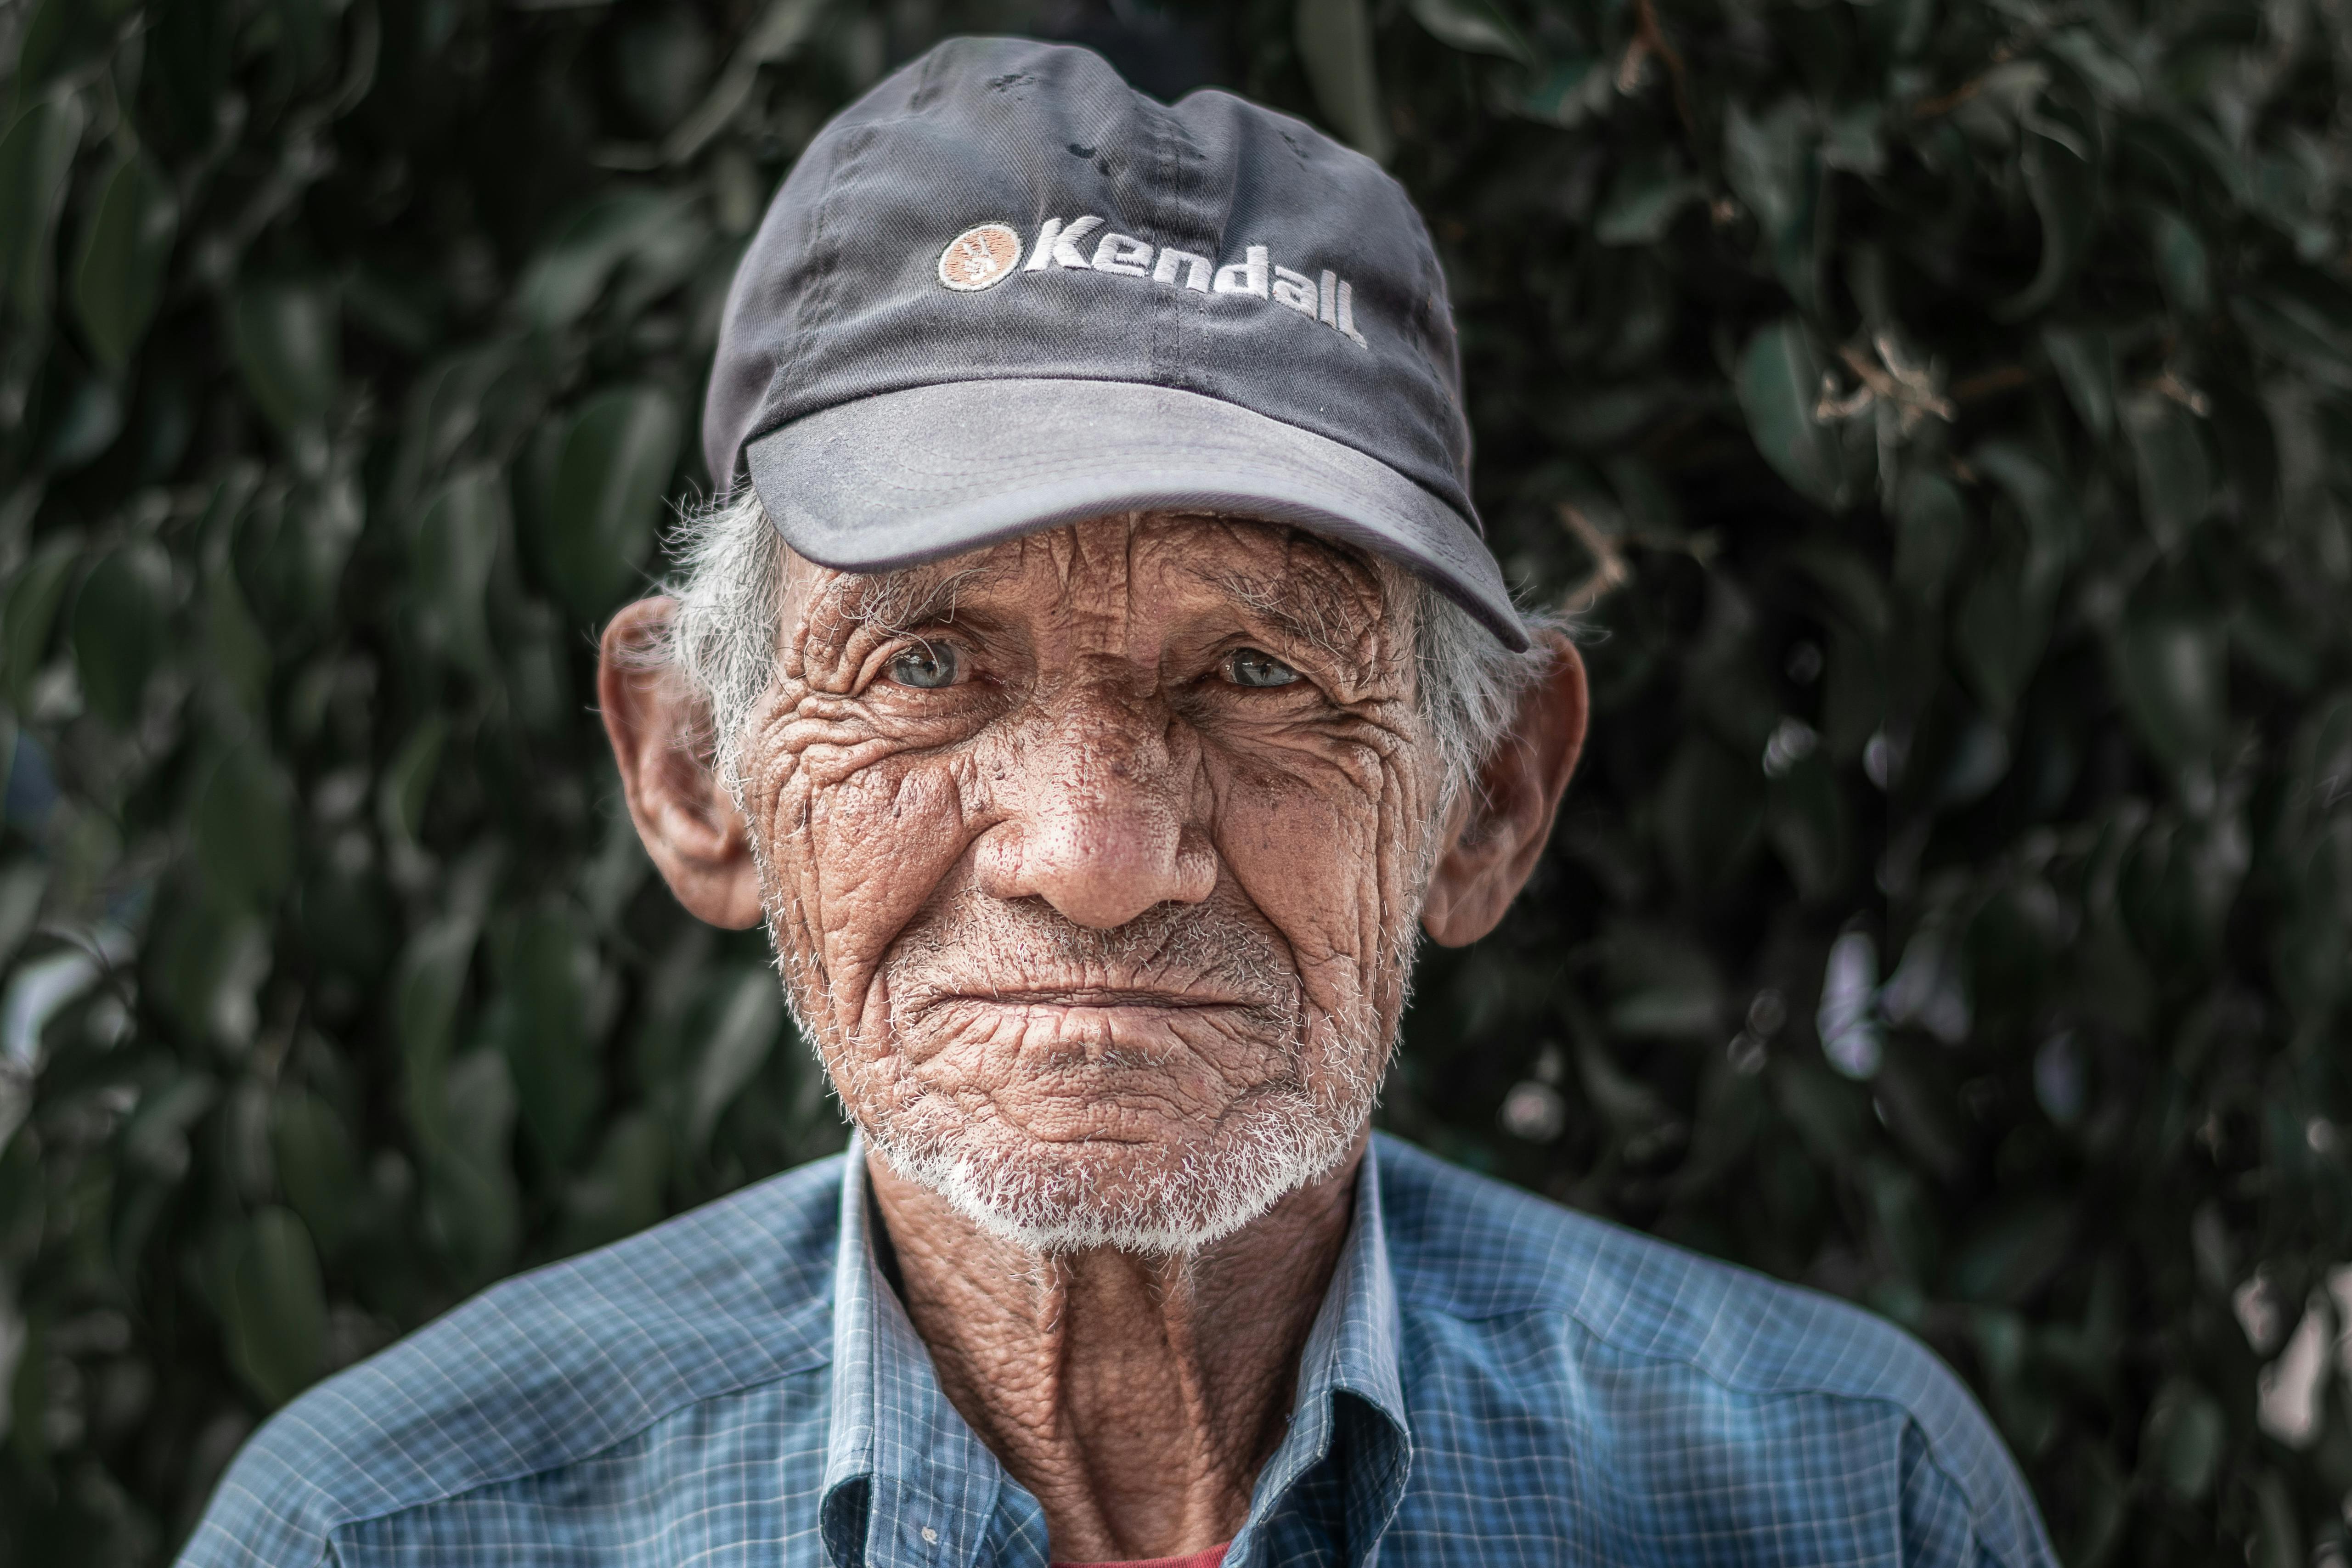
703, 36, 1476, 529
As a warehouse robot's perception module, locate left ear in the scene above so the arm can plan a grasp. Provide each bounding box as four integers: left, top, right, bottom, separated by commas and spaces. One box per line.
1420, 632, 1589, 947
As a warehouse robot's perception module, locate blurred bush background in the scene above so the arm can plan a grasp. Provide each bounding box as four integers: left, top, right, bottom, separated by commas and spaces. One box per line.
2, 0, 2350, 1559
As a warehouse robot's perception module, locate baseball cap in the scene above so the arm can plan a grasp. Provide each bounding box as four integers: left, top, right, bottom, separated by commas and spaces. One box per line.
702, 35, 1528, 650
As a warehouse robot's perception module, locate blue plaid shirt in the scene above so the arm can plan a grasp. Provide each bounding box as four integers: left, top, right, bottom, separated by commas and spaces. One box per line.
182, 1134, 2054, 1567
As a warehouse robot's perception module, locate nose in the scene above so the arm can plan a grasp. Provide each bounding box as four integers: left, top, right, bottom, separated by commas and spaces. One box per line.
973, 688, 1218, 929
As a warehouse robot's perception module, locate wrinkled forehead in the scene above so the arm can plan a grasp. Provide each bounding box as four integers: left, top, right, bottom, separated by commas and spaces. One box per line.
782, 513, 1411, 647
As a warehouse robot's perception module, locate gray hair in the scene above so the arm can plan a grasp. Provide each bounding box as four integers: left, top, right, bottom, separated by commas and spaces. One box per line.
648, 492, 1560, 814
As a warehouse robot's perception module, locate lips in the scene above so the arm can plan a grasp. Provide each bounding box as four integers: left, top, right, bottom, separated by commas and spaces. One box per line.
938, 987, 1259, 1009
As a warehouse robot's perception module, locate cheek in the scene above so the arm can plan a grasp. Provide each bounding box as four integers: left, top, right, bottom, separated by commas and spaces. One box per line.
1209, 739, 1435, 1016
754, 733, 977, 1015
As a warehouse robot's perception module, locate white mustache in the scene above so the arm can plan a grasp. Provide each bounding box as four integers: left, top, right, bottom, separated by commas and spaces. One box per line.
881, 883, 1303, 1030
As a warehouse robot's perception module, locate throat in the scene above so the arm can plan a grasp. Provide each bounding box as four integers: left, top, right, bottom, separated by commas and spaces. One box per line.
865, 1142, 1361, 1562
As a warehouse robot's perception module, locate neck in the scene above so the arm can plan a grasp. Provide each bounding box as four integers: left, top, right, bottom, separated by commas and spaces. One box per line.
865, 1133, 1366, 1563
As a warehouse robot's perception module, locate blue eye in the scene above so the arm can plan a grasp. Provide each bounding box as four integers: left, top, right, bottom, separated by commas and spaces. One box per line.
889, 643, 959, 689
1228, 648, 1300, 688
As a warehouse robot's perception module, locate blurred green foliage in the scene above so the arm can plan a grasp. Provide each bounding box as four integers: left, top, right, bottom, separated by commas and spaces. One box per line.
0, 0, 2349, 1561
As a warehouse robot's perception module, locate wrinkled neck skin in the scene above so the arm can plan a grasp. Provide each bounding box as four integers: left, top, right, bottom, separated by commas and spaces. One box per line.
868, 1134, 1365, 1562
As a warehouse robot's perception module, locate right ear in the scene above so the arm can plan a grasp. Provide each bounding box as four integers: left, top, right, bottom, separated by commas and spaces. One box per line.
598, 597, 765, 930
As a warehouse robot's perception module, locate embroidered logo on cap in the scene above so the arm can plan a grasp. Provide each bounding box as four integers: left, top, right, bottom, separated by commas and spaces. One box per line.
938, 215, 1369, 348
938, 224, 1024, 291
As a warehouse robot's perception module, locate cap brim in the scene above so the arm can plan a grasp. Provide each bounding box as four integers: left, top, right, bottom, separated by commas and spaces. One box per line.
742, 378, 1529, 650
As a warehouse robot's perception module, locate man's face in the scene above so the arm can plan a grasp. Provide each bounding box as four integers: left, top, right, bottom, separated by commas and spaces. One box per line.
736, 513, 1448, 1250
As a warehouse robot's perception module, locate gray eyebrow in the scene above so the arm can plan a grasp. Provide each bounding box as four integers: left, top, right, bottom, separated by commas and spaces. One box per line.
823, 559, 1013, 636
1187, 550, 1395, 662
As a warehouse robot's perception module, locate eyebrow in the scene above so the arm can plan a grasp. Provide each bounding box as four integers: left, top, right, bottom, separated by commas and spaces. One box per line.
1186, 546, 1394, 660
820, 559, 1016, 636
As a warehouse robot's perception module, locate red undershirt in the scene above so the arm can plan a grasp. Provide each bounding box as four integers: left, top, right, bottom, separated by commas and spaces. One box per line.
1051, 1546, 1229, 1568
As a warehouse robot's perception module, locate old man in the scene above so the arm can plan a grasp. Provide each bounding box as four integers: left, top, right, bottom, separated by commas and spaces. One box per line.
184, 36, 2054, 1568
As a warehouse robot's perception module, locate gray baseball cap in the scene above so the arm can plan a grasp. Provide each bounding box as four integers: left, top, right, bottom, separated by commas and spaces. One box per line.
702, 35, 1528, 650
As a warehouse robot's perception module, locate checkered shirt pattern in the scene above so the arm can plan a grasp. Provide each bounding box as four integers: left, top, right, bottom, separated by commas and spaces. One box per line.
179, 1134, 2057, 1568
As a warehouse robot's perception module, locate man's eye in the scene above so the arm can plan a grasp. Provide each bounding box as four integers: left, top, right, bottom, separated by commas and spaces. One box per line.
887, 643, 960, 689
1227, 648, 1301, 688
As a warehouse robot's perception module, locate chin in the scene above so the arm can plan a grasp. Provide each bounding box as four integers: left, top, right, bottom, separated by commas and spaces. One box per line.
863, 1082, 1365, 1256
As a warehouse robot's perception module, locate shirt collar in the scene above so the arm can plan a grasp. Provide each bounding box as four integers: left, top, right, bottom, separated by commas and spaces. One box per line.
822, 1134, 1021, 1568
819, 1134, 1411, 1568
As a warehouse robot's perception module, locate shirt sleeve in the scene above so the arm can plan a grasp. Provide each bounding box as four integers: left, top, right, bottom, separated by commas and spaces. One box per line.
1899, 1418, 2051, 1568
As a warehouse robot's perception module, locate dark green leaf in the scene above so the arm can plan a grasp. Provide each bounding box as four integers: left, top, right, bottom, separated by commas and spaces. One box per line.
516, 192, 697, 333
428, 1048, 522, 1279
1294, 0, 1390, 164
562, 1112, 669, 1253
1595, 153, 1703, 247
1656, 731, 1764, 890
411, 468, 502, 675
687, 969, 782, 1150
0, 93, 86, 320
1766, 750, 1848, 902
1406, 0, 1534, 64
2040, 324, 2113, 436
496, 906, 603, 1168
2123, 394, 2212, 551
120, 1074, 220, 1182
193, 749, 296, 911
1736, 319, 1844, 509
1893, 470, 1967, 603
530, 385, 682, 620
223, 1208, 327, 1407
2110, 613, 2227, 772
380, 718, 448, 847
1998, 132, 2095, 321
69, 543, 172, 727
232, 281, 341, 438
1724, 100, 1819, 306
2140, 1378, 2224, 1500
2148, 208, 2211, 317
71, 153, 179, 370
1953, 556, 2053, 722
273, 1092, 365, 1257
1953, 1202, 2075, 1303
2, 539, 82, 708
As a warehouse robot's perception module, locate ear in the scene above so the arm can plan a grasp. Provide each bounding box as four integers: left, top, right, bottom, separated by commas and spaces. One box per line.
598, 598, 765, 930
1420, 633, 1589, 948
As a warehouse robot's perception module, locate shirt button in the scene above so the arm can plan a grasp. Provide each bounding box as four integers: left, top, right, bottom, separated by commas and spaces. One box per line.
921, 1527, 939, 1545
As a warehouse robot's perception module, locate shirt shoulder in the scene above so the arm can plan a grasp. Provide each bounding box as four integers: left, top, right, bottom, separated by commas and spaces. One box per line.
177, 1152, 848, 1568
1372, 1134, 2054, 1568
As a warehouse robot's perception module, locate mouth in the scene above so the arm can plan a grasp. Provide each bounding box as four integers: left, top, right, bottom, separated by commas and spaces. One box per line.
937, 987, 1267, 1011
